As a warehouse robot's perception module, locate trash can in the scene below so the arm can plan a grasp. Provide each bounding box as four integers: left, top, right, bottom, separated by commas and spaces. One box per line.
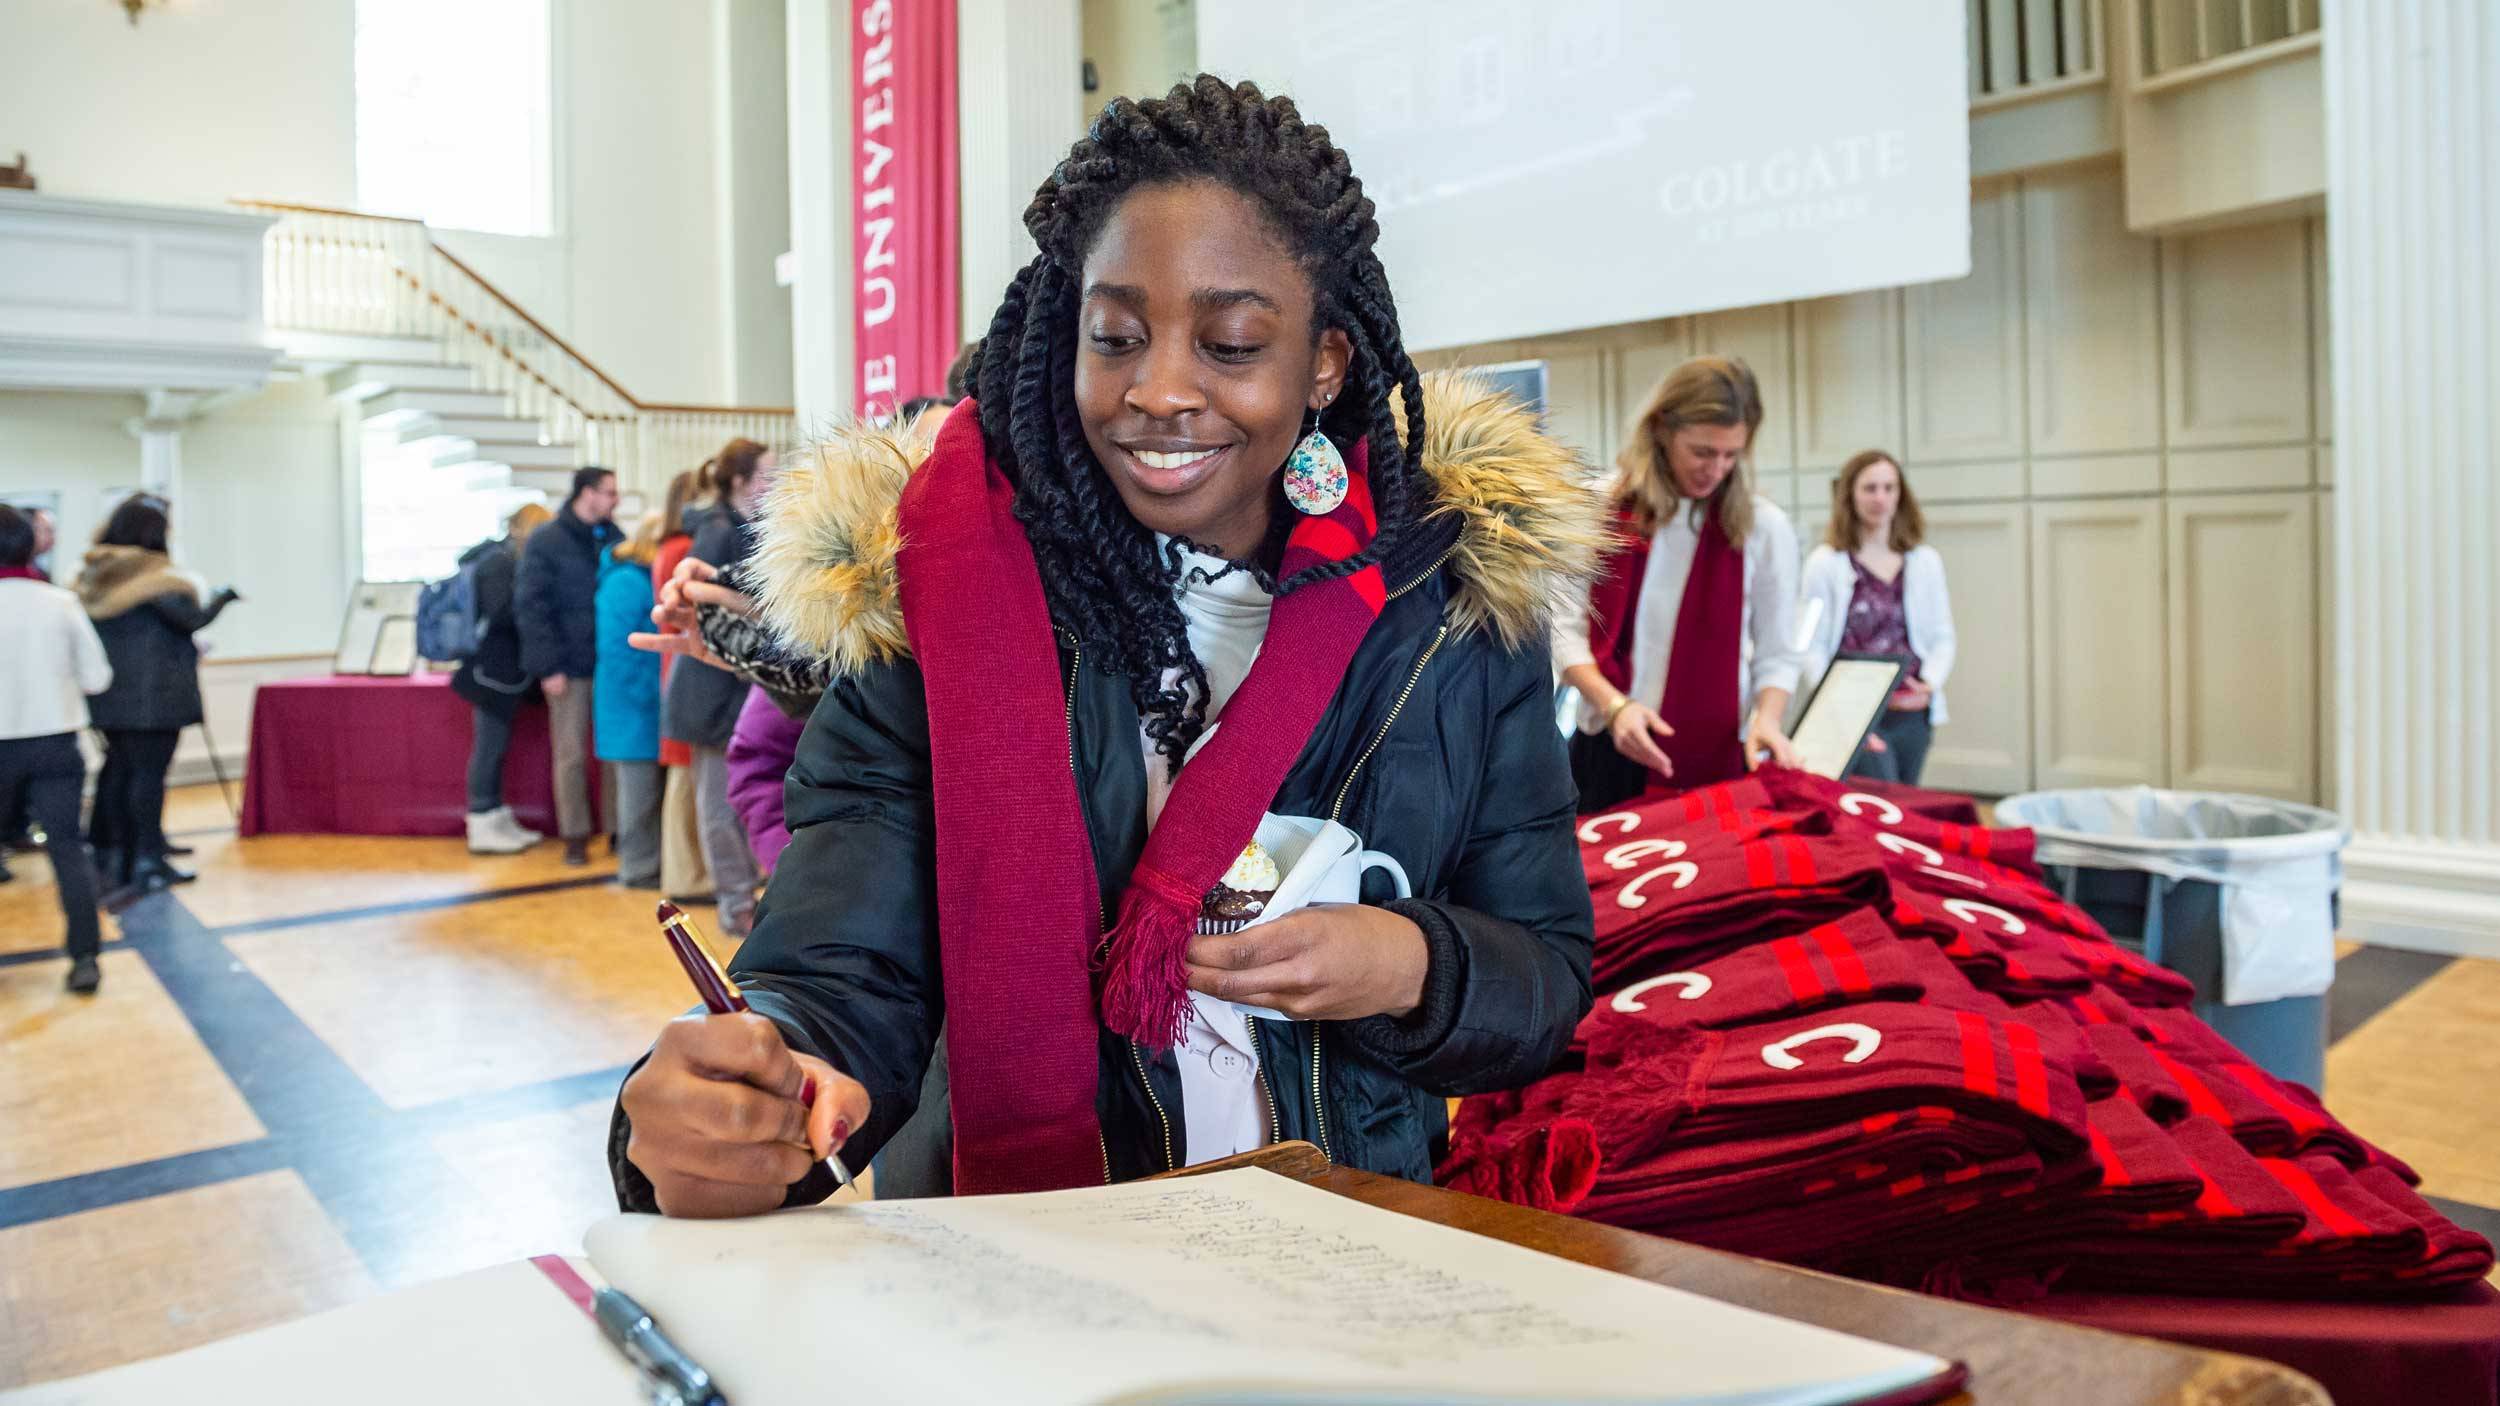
1993, 787, 2350, 1089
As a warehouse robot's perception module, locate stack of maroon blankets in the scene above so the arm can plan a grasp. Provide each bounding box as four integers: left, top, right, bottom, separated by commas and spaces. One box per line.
1442, 769, 2493, 1300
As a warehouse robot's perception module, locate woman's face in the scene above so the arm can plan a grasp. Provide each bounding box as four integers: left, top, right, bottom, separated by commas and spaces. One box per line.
1851, 458, 1900, 533
1664, 422, 1750, 503
1075, 180, 1351, 561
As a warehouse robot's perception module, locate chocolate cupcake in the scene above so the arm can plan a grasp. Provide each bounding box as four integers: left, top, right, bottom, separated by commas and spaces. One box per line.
1199, 841, 1281, 934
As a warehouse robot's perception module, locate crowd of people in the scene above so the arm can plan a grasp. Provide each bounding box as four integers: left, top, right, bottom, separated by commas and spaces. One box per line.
3, 494, 240, 994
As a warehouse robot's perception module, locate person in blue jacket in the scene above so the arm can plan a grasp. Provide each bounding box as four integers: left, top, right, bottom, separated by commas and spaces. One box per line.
594, 511, 665, 888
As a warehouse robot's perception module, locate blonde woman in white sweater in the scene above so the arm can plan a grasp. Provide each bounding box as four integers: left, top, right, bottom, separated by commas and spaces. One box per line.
1800, 450, 1956, 785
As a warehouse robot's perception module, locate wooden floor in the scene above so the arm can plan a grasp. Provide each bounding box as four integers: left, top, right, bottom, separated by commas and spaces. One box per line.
1, 786, 2495, 1388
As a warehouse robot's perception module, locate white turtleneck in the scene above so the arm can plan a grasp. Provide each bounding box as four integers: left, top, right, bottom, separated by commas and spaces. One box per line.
1144, 541, 1275, 1167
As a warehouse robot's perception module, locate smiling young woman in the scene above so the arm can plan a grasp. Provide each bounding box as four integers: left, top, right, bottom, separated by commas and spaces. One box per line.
611, 75, 1609, 1215
1553, 355, 1810, 811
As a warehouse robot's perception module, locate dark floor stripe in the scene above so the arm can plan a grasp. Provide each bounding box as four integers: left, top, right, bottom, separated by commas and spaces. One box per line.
393, 1064, 636, 1138
122, 892, 396, 1136
0, 1140, 292, 1231
166, 824, 239, 840
0, 941, 123, 971
110, 891, 486, 1285
10, 888, 640, 1281
208, 871, 619, 937
2328, 945, 2456, 1046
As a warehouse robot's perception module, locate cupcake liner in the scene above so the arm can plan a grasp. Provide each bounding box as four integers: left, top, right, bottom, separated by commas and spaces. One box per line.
1196, 918, 1251, 935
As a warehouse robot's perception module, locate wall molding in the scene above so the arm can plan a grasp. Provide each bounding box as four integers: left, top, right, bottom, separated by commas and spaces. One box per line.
2341, 838, 2500, 961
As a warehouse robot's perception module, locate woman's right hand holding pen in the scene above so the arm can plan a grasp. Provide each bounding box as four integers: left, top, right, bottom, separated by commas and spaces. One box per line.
622, 1012, 872, 1218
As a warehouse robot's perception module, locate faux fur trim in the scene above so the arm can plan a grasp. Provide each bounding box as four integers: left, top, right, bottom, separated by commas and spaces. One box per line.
75, 546, 201, 621
746, 374, 1607, 672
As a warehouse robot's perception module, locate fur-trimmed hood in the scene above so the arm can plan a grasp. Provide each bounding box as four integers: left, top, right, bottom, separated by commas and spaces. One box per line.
746, 371, 1608, 675
75, 545, 201, 622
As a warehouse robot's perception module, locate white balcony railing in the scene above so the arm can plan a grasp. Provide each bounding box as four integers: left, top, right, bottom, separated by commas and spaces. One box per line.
1970, 0, 2106, 108
238, 200, 795, 495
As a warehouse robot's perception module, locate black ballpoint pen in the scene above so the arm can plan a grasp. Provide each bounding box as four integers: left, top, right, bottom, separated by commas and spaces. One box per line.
593, 1286, 728, 1406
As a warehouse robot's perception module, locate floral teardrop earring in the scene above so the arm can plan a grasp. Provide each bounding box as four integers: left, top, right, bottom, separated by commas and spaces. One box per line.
1282, 393, 1349, 516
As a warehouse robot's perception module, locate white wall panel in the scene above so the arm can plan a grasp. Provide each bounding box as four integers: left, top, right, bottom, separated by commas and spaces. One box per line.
1923, 502, 2032, 794
1906, 181, 2025, 465
2166, 445, 2313, 495
1430, 164, 2336, 808
2167, 493, 2316, 800
2162, 220, 2313, 449
1796, 290, 1903, 474
1537, 347, 1610, 471
2024, 167, 2162, 457
1694, 304, 1795, 471
2031, 452, 2162, 498
2031, 498, 2166, 787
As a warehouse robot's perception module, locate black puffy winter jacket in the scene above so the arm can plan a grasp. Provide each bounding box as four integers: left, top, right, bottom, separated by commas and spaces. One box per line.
516, 508, 619, 681
609, 377, 1610, 1206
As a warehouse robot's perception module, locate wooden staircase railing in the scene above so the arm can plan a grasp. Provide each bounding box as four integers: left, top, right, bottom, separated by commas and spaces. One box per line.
238, 199, 796, 495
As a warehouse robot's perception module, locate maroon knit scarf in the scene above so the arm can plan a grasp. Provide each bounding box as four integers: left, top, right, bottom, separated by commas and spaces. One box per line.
1585, 506, 1748, 789
895, 401, 1385, 1194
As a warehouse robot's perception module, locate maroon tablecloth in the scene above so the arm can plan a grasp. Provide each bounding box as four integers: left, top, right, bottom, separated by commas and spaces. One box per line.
239, 673, 590, 838
2021, 1281, 2500, 1406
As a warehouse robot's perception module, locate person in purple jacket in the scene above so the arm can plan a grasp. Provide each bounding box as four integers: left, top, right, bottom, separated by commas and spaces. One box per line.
724, 686, 803, 874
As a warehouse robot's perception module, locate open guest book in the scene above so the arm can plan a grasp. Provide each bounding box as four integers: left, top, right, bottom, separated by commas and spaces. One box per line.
5, 1169, 1964, 1406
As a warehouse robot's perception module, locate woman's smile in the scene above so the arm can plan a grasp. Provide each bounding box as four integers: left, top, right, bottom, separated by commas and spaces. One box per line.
1111, 439, 1236, 496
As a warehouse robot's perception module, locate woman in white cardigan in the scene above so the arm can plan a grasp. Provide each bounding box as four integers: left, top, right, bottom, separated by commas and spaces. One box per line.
1554, 355, 1807, 811
1801, 450, 1956, 785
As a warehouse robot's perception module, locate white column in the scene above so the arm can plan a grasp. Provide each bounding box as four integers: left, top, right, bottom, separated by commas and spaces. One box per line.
2324, 0, 2500, 956
786, 0, 853, 432
123, 388, 207, 533
955, 0, 1082, 349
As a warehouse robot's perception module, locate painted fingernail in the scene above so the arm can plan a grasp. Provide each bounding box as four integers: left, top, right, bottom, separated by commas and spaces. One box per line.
799, 1076, 817, 1105
830, 1119, 853, 1147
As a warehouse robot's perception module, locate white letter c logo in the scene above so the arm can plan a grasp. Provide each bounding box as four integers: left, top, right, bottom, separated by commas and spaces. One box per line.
1840, 792, 1905, 825
1761, 1023, 1884, 1070
1941, 898, 2027, 935
1611, 972, 1712, 1012
1578, 811, 1640, 844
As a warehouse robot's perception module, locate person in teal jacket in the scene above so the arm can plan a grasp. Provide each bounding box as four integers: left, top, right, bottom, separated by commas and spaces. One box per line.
594, 513, 665, 887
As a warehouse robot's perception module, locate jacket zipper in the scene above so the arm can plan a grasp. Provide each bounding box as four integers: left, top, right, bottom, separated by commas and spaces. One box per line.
1299, 547, 1460, 1165
1387, 542, 1461, 603
1327, 623, 1450, 823
1306, 1022, 1332, 1162
1077, 539, 1455, 1179
1063, 630, 1119, 1186
1130, 1043, 1177, 1173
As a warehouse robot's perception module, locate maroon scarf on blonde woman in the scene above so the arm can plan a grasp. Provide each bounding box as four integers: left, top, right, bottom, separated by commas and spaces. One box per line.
1584, 506, 1748, 791
895, 401, 1386, 1194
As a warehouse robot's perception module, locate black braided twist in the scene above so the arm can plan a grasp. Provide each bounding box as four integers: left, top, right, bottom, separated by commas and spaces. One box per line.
969, 74, 1429, 772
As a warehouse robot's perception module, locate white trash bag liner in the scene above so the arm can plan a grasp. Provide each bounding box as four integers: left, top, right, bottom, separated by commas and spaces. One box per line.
1993, 788, 2350, 1008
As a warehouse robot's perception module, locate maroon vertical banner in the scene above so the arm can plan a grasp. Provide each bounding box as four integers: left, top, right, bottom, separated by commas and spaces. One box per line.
853, 0, 959, 419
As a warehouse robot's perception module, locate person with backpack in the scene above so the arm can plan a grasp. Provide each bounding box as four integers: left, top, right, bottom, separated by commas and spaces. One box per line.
453, 502, 552, 854
519, 467, 623, 866
594, 510, 666, 887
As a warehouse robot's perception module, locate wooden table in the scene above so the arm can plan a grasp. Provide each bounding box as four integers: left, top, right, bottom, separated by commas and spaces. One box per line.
1172, 1144, 2329, 1406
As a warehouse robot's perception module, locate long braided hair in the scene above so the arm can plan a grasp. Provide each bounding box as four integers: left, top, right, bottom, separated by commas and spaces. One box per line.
965, 75, 1431, 773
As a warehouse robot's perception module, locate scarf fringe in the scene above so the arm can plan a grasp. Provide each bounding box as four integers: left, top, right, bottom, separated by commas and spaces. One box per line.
1095, 879, 1200, 1051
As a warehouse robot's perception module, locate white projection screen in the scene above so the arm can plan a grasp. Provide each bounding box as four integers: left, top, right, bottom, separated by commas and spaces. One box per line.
1195, 0, 1972, 350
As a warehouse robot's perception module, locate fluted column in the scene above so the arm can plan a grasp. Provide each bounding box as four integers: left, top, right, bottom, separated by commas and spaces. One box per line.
2324, 0, 2500, 955
954, 0, 1080, 348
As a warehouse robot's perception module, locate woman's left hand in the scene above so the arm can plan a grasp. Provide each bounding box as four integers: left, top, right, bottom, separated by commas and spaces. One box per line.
1746, 715, 1802, 771
1184, 904, 1430, 1021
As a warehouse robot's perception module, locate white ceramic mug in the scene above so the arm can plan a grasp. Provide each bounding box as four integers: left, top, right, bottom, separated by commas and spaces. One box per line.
1211, 814, 1410, 1023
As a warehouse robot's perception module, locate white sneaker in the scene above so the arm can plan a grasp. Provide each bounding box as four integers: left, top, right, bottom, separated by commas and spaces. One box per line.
466, 810, 534, 855
492, 806, 545, 846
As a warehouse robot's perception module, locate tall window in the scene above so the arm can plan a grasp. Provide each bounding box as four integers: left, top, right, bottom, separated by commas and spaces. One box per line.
355, 0, 553, 236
